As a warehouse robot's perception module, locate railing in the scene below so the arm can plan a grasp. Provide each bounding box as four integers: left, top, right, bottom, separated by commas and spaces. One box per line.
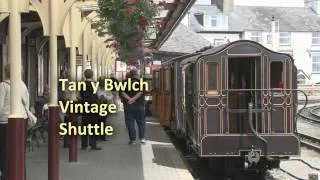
221, 89, 304, 134
298, 84, 320, 96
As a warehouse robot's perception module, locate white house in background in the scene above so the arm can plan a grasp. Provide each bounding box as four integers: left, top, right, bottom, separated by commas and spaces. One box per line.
181, 0, 320, 84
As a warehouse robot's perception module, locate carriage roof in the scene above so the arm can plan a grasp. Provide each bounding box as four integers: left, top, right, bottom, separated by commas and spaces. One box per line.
179, 40, 294, 66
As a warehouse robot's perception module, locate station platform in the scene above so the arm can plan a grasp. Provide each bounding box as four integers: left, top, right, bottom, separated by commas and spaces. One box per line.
26, 112, 194, 180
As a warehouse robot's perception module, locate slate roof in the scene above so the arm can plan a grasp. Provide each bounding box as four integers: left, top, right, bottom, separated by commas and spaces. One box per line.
190, 5, 320, 32
159, 24, 212, 54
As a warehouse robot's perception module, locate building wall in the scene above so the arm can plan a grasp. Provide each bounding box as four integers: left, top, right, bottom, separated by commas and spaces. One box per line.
183, 25, 320, 84
187, 1, 320, 83
233, 0, 304, 7
197, 33, 240, 45
243, 31, 320, 84
195, 0, 304, 7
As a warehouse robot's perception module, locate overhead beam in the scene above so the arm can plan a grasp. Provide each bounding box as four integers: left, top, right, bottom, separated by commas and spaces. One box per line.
150, 0, 196, 50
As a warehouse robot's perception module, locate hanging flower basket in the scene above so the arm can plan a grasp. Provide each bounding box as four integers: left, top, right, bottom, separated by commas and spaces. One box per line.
97, 0, 159, 62
123, 7, 134, 17
138, 17, 149, 31
124, 0, 137, 4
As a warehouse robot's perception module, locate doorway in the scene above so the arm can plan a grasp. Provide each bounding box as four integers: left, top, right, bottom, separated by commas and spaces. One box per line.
228, 57, 262, 134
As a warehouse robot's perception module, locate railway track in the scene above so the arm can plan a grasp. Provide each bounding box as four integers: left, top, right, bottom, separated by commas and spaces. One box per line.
298, 133, 320, 152
310, 107, 320, 119
298, 106, 320, 124
165, 107, 320, 180
298, 99, 320, 104
266, 134, 320, 180
297, 106, 320, 151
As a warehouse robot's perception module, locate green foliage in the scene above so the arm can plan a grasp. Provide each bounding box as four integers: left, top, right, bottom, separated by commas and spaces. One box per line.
97, 0, 159, 63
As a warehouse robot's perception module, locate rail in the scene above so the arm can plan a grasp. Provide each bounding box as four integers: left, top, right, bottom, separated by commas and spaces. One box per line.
298, 84, 320, 96
278, 132, 320, 180
310, 107, 320, 119
279, 111, 320, 180
298, 133, 320, 152
298, 106, 320, 124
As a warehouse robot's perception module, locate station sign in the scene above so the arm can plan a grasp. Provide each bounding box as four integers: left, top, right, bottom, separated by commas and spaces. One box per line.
153, 60, 161, 65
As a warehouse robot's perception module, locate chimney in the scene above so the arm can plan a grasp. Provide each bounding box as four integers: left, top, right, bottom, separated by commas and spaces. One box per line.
271, 16, 279, 51
212, 0, 234, 13
194, 13, 204, 26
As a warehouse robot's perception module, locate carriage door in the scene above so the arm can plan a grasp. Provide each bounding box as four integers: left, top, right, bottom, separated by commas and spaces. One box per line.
227, 56, 262, 134
264, 58, 290, 134
202, 59, 222, 137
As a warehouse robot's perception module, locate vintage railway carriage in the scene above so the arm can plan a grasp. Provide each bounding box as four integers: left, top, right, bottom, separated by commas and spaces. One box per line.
150, 70, 160, 116
153, 40, 299, 170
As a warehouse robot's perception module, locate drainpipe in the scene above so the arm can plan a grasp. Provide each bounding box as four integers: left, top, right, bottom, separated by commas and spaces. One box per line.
271, 16, 276, 51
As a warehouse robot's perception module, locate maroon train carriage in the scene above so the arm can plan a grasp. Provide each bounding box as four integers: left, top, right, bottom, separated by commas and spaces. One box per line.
153, 40, 300, 174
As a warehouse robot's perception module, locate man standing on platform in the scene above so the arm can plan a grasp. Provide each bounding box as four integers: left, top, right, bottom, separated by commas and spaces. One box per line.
121, 68, 146, 145
80, 69, 102, 150
0, 64, 30, 180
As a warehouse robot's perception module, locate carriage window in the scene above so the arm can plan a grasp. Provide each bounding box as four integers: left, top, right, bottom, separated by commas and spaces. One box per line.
159, 71, 162, 90
154, 72, 159, 90
270, 62, 283, 88
161, 70, 164, 90
164, 69, 171, 91
206, 63, 218, 92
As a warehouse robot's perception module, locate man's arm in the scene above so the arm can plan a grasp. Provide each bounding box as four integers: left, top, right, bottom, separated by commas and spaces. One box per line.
128, 92, 143, 104
121, 92, 132, 101
0, 83, 5, 112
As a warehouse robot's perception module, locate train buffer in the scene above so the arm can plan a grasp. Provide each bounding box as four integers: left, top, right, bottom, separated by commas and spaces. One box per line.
26, 112, 194, 180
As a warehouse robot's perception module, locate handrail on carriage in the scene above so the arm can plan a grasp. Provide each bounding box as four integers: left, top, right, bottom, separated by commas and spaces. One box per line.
220, 88, 299, 92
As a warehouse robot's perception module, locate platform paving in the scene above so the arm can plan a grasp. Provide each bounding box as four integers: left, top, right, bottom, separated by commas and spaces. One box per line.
26, 112, 194, 180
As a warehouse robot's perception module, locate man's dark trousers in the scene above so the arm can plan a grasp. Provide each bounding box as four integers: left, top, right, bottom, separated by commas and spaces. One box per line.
125, 103, 146, 141
81, 114, 97, 148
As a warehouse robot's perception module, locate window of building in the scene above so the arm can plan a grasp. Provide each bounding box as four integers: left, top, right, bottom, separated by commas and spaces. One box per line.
312, 32, 320, 45
211, 16, 217, 27
279, 32, 291, 45
206, 63, 218, 94
312, 52, 320, 73
203, 15, 228, 29
204, 15, 219, 28
251, 31, 262, 43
